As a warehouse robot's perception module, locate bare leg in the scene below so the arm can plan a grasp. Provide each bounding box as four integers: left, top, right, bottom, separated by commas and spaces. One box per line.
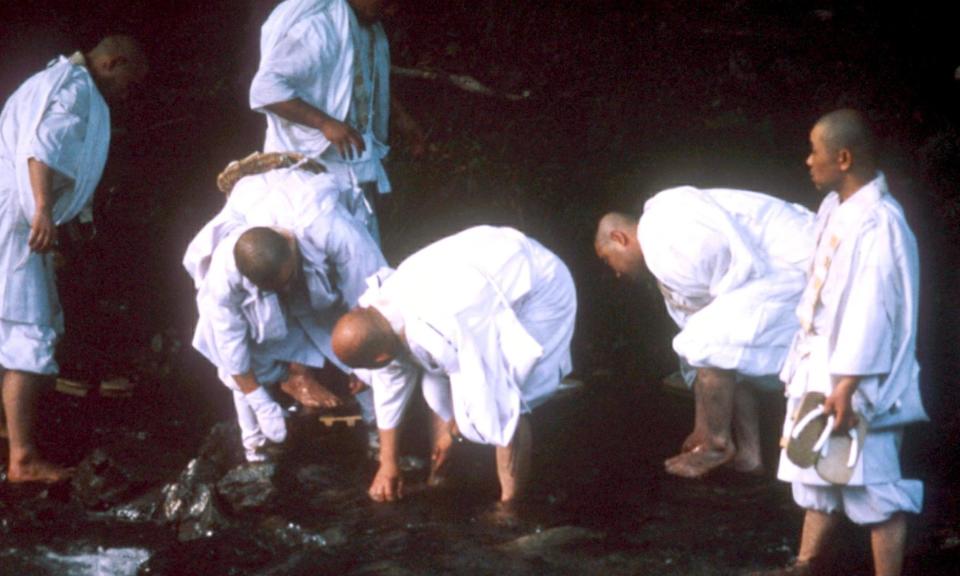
664, 367, 736, 478
798, 509, 838, 564
732, 383, 763, 473
681, 376, 709, 452
496, 415, 531, 502
3, 369, 72, 483
280, 362, 342, 408
428, 412, 454, 487
871, 513, 906, 576
0, 370, 7, 439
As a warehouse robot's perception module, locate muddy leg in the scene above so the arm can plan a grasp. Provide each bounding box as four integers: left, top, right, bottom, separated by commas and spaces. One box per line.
664, 367, 735, 478
732, 383, 764, 473
496, 415, 531, 502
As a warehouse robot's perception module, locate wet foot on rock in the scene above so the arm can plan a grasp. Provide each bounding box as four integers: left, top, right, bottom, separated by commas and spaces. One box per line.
664, 445, 734, 479
6, 458, 74, 484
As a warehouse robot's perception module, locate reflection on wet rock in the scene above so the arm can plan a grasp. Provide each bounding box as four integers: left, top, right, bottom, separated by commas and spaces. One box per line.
500, 525, 604, 555
216, 462, 278, 513
160, 458, 229, 541
71, 448, 141, 510
106, 488, 162, 523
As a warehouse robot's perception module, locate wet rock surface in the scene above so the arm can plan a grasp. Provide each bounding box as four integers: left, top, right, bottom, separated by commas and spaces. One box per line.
2, 380, 956, 575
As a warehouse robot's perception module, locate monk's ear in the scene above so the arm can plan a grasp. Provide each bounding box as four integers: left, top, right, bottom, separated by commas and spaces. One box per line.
610, 229, 630, 247
372, 351, 394, 367
104, 55, 128, 72
837, 148, 853, 172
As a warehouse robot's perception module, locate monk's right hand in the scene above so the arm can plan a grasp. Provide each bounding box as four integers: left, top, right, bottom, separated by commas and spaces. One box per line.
321, 118, 365, 160
369, 464, 403, 502
28, 210, 57, 253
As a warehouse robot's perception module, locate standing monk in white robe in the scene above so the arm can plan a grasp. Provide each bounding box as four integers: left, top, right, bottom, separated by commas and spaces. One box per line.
0, 37, 146, 483
249, 0, 425, 244
595, 188, 814, 478
331, 226, 577, 503
757, 110, 926, 576
183, 164, 386, 462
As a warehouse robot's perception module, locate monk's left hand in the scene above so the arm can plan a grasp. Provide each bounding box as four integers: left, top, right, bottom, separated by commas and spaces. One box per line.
28, 210, 57, 253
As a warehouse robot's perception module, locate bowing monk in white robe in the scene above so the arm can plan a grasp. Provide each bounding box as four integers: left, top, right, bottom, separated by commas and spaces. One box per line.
249, 0, 424, 244
183, 165, 386, 462
758, 110, 927, 576
332, 226, 577, 503
596, 187, 814, 479
0, 37, 146, 483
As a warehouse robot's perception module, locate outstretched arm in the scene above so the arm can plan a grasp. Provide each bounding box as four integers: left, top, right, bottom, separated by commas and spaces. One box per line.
369, 427, 403, 501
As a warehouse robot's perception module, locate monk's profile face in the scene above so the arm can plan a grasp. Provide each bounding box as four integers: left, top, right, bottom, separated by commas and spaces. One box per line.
595, 238, 643, 282
807, 124, 844, 193
92, 55, 146, 103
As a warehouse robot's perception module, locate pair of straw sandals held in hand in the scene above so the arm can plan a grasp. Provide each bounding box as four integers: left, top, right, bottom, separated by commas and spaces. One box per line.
784, 391, 868, 485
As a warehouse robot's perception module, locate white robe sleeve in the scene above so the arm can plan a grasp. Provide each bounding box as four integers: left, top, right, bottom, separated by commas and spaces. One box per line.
196, 251, 255, 376
369, 357, 420, 430
323, 207, 387, 308
298, 206, 386, 313
24, 74, 89, 180
250, 22, 329, 110
829, 221, 896, 377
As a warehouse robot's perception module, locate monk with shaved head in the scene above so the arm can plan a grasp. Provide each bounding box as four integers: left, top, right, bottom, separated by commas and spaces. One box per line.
183, 161, 387, 463
755, 110, 927, 576
332, 226, 577, 505
596, 185, 815, 480
0, 36, 147, 483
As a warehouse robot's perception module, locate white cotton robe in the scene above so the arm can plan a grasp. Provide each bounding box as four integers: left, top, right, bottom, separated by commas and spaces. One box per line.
638, 187, 815, 382
183, 167, 386, 385
777, 173, 927, 495
250, 0, 392, 192
0, 54, 110, 373
359, 226, 577, 447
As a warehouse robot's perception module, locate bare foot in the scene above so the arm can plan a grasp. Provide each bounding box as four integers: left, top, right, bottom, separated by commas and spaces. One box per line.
664, 444, 734, 478
7, 458, 73, 484
480, 500, 521, 528
681, 428, 708, 453
280, 373, 342, 409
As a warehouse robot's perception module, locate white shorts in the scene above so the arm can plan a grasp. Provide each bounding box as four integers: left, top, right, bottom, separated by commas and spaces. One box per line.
0, 318, 59, 375
791, 480, 923, 525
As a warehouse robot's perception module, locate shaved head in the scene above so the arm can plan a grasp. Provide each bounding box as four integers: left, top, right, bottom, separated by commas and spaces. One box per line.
86, 35, 147, 102
595, 212, 639, 249
234, 227, 296, 291
332, 307, 401, 368
807, 108, 878, 196
594, 211, 645, 281
814, 109, 877, 167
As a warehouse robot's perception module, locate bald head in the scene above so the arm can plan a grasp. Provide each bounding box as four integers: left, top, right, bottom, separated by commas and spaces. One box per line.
814, 108, 877, 167
234, 227, 297, 291
86, 35, 147, 102
332, 307, 401, 368
807, 108, 878, 197
594, 212, 645, 281
595, 212, 639, 248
